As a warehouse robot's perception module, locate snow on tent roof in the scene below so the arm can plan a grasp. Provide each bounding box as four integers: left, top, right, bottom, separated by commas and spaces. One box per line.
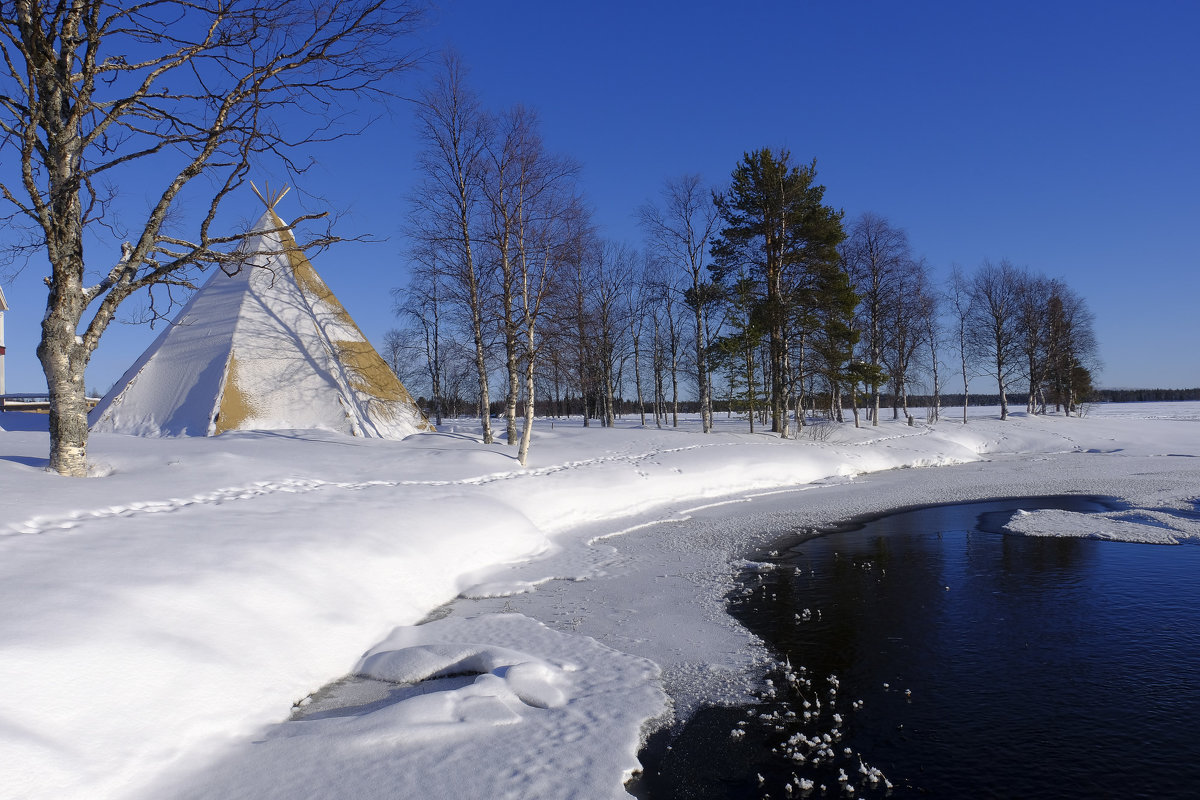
90, 206, 431, 439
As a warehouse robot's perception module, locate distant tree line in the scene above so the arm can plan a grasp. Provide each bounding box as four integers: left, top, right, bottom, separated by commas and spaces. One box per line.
1088, 388, 1200, 403
402, 392, 1082, 419
398, 384, 1199, 423
392, 55, 1109, 455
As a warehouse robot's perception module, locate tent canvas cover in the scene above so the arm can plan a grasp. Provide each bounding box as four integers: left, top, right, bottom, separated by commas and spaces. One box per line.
90, 208, 430, 439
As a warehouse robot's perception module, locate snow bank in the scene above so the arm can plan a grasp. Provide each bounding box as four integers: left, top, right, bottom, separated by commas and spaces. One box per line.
1, 404, 1198, 798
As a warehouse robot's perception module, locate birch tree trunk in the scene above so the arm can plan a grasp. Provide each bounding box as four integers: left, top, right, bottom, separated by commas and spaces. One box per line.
631, 308, 646, 426
697, 303, 712, 432
503, 253, 520, 445
39, 278, 91, 476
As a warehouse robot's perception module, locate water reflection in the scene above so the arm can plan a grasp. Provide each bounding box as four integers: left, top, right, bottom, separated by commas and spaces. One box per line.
633, 496, 1200, 799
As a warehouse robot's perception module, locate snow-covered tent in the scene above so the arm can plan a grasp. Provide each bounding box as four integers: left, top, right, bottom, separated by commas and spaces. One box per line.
90, 198, 431, 439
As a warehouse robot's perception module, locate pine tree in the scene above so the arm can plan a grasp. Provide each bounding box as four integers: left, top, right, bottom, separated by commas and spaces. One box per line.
710, 148, 845, 437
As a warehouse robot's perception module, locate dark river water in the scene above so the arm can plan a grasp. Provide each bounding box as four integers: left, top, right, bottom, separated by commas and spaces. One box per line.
632, 496, 1200, 799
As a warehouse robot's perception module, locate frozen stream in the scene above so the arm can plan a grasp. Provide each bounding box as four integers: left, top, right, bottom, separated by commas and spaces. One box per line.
424, 448, 1200, 796
635, 495, 1200, 798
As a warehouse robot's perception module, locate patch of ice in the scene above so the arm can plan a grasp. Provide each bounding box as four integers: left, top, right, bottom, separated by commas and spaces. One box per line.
735, 559, 777, 573
1002, 508, 1200, 545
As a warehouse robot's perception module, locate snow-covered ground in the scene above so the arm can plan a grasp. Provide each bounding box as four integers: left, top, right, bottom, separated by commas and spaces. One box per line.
2, 403, 1198, 799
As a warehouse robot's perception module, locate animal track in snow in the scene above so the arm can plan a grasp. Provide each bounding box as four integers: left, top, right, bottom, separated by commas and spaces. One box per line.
4, 442, 739, 538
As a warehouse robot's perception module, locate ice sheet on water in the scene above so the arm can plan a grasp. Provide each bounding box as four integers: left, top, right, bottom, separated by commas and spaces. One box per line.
1003, 507, 1200, 544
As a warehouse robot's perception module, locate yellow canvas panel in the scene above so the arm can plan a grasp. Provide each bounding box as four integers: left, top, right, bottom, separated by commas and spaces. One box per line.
214, 352, 254, 435
332, 340, 433, 431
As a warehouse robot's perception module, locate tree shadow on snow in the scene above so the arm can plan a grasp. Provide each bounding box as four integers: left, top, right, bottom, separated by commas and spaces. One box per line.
0, 411, 50, 432
0, 454, 50, 469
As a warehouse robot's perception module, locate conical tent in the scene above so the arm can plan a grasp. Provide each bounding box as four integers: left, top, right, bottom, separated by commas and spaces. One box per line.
90, 204, 431, 439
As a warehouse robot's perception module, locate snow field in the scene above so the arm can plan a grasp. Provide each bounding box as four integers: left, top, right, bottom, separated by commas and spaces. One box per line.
1, 404, 1198, 798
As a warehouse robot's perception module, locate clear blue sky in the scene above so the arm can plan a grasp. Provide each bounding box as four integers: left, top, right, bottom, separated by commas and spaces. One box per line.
2, 0, 1197, 394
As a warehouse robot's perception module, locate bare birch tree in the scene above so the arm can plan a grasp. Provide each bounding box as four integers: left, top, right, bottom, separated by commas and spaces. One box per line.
842, 212, 909, 426
626, 253, 656, 426
480, 105, 527, 446
1016, 271, 1052, 414
591, 241, 634, 428
638, 174, 719, 432
1046, 281, 1099, 416
642, 254, 685, 427
0, 0, 424, 475
409, 51, 496, 443
559, 231, 599, 425
967, 259, 1025, 420
392, 250, 449, 425
947, 264, 974, 423
480, 104, 579, 450
510, 150, 581, 464
886, 257, 935, 423
921, 276, 943, 423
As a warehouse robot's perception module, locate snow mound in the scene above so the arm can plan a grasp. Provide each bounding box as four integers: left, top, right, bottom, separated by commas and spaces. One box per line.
357, 641, 570, 710
143, 614, 667, 800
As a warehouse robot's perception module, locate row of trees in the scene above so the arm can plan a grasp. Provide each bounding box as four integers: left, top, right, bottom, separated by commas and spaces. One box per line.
948, 259, 1097, 422
396, 66, 1100, 455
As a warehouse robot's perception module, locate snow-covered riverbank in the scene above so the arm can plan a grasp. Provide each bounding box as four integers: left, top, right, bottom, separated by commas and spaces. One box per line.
2, 404, 1198, 798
